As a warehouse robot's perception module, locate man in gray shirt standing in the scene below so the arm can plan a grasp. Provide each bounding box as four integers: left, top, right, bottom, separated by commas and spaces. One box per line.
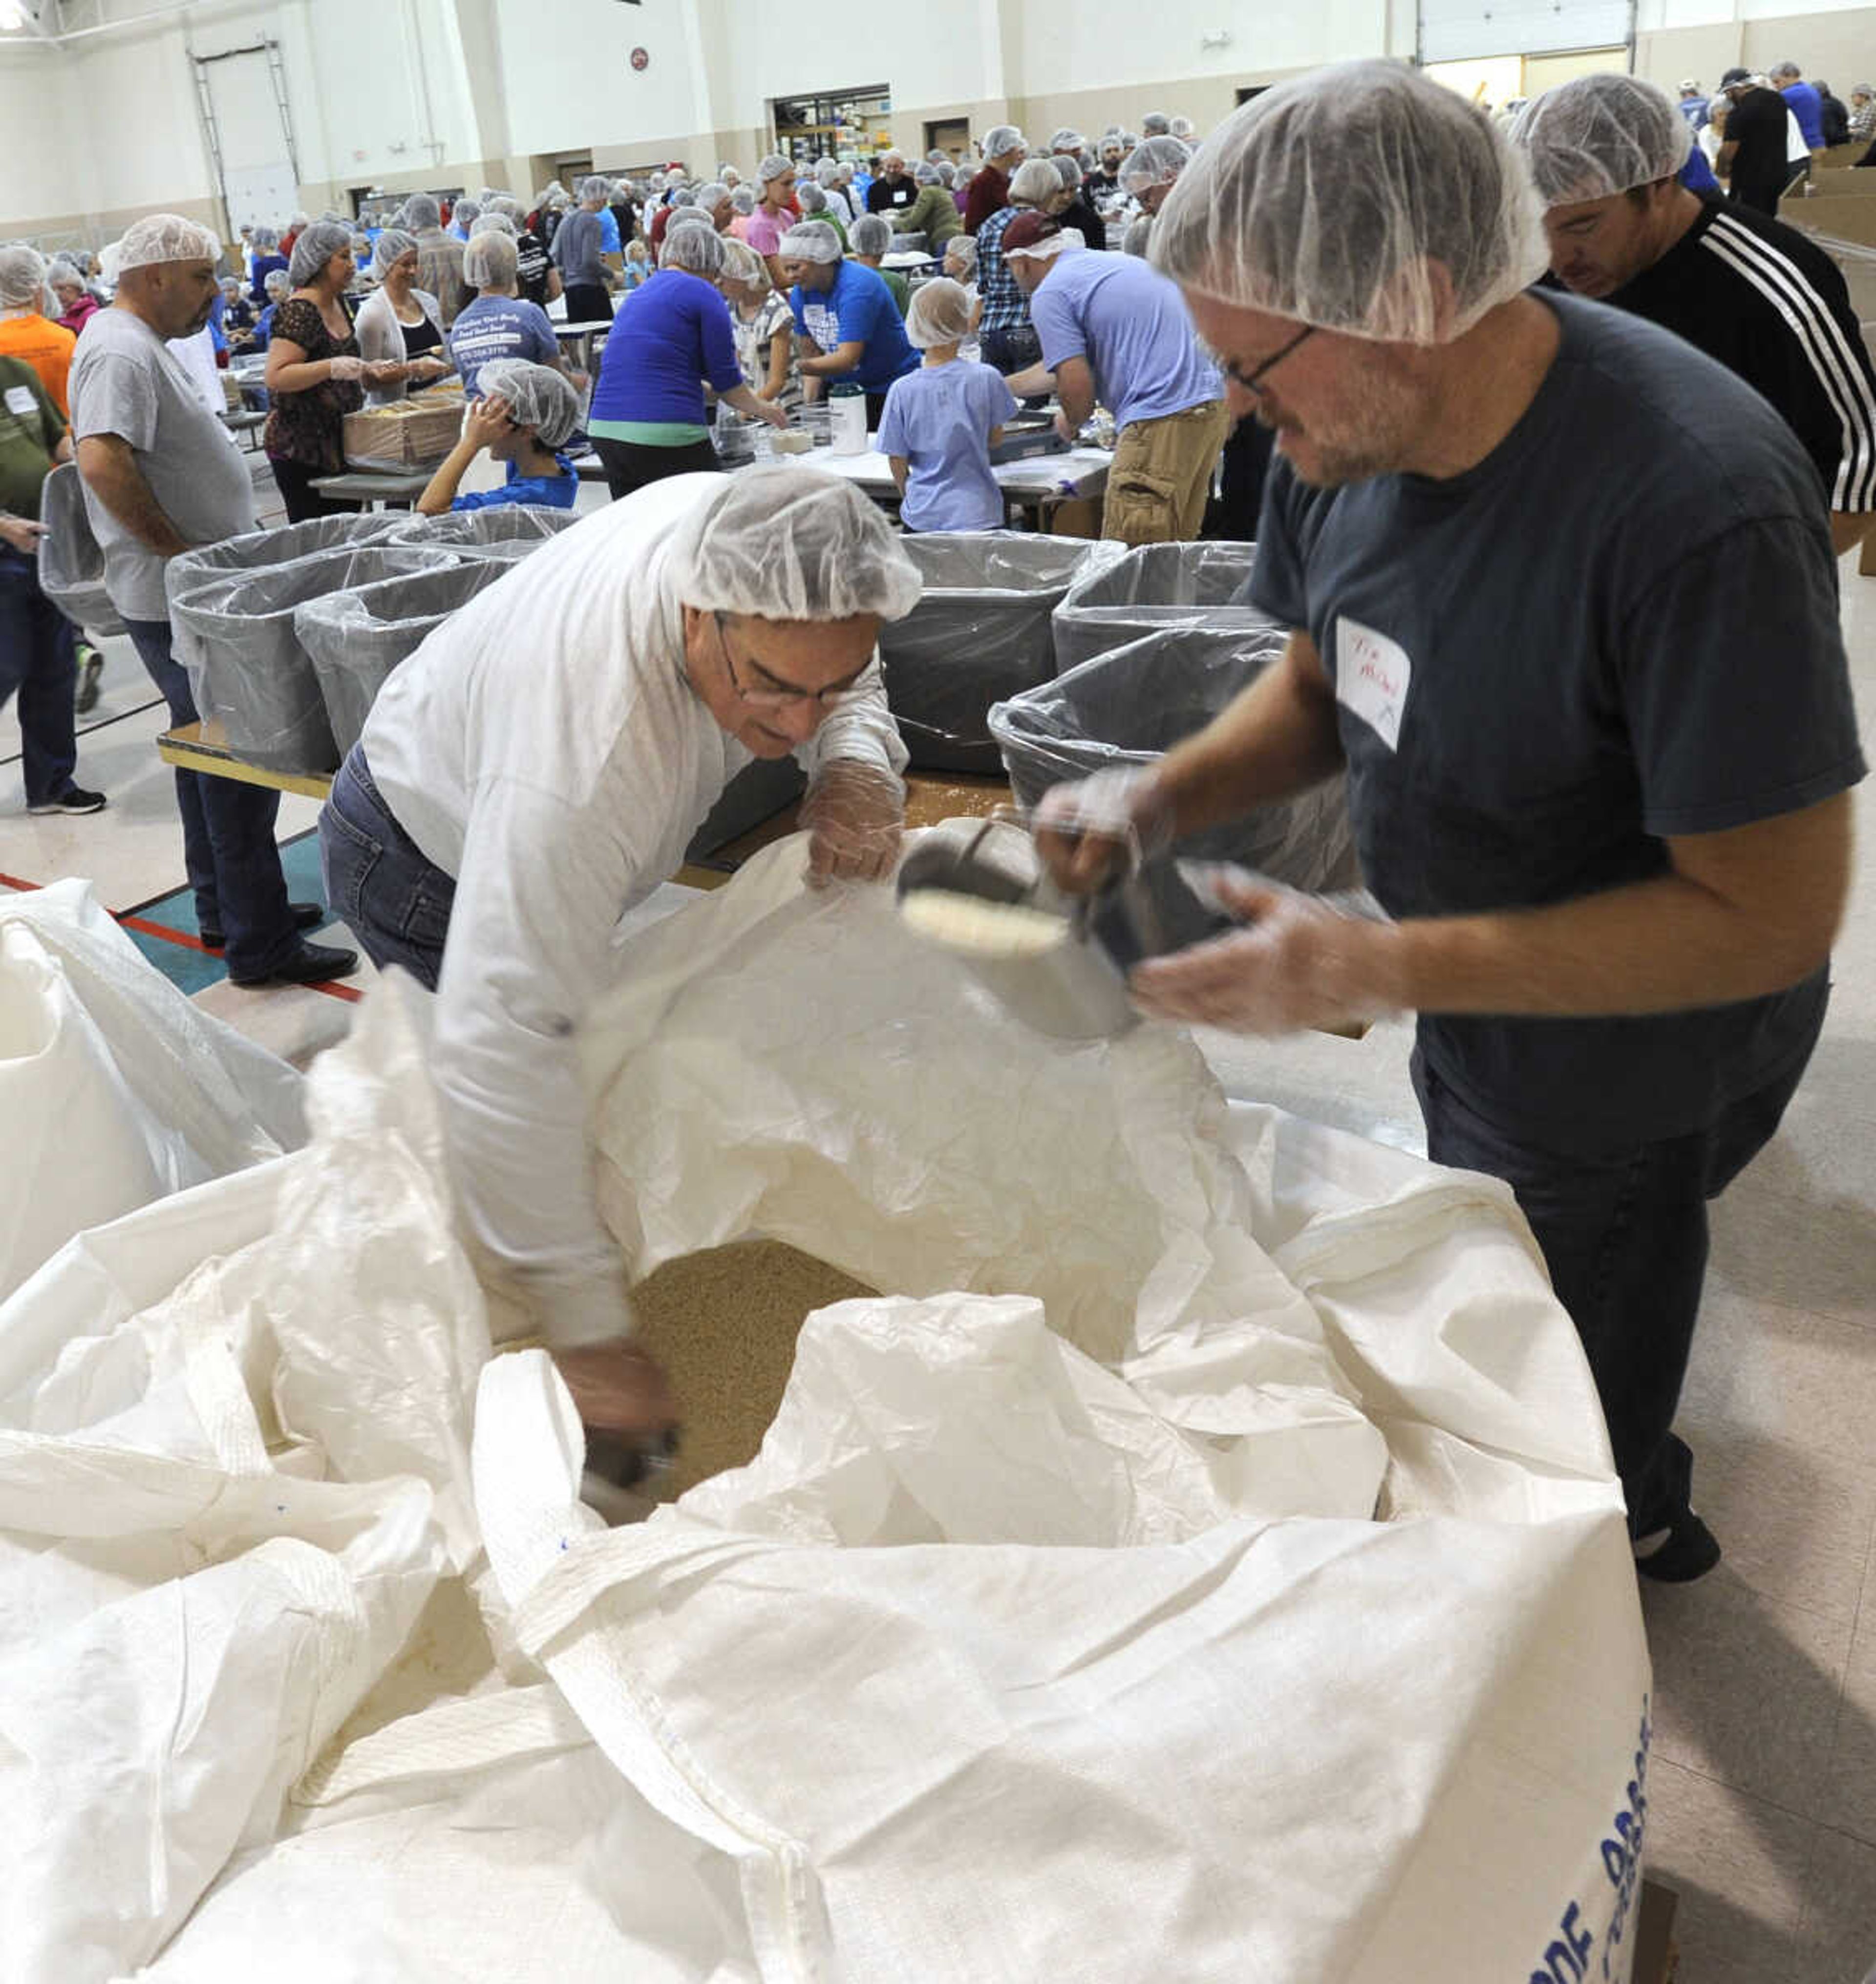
71, 213, 355, 988
551, 177, 615, 324
402, 193, 471, 328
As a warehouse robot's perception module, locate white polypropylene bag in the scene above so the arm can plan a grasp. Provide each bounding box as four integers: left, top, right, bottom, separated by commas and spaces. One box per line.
0, 880, 303, 1299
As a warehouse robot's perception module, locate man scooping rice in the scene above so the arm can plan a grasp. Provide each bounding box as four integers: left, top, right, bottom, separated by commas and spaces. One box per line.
317, 468, 920, 1443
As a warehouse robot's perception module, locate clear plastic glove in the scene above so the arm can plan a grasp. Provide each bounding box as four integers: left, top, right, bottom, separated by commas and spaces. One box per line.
552, 1338, 680, 1440
799, 759, 905, 887
1031, 764, 1175, 895
752, 396, 790, 430
1129, 865, 1400, 1037
410, 355, 450, 379
328, 354, 366, 382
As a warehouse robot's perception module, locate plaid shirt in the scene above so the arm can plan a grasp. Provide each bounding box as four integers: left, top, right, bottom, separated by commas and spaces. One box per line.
976, 205, 1031, 336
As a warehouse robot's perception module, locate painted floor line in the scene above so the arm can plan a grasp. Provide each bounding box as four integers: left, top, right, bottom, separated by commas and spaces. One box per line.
0, 694, 169, 773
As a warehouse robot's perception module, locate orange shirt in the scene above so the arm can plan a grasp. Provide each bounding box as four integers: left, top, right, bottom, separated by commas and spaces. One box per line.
0, 313, 77, 417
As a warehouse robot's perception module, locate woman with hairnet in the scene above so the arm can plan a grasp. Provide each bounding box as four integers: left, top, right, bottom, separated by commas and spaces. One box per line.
263, 221, 406, 519
0, 243, 76, 416
972, 157, 1071, 385
252, 267, 291, 349
553, 177, 619, 322
891, 162, 963, 250
317, 466, 920, 1445
718, 235, 800, 411
847, 213, 910, 315
353, 229, 452, 405
447, 230, 569, 400
247, 225, 288, 305
878, 276, 1017, 531
967, 126, 1027, 234
778, 218, 919, 427
48, 258, 101, 339
413, 358, 579, 514
746, 154, 799, 288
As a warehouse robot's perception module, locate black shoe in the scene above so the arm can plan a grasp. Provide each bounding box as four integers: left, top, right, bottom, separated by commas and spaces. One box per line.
26, 785, 107, 815
1634, 1510, 1722, 1584
75, 643, 104, 715
199, 901, 328, 949
230, 939, 360, 989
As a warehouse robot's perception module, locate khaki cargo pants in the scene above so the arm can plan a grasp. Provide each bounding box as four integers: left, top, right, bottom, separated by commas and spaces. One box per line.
1101, 399, 1231, 546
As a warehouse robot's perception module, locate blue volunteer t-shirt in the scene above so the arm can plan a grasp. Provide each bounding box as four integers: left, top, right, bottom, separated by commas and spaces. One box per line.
789, 259, 918, 394
1026, 248, 1221, 430
1783, 80, 1826, 150
589, 268, 744, 427
877, 358, 1018, 530
1247, 291, 1864, 1154
450, 453, 579, 510
447, 294, 562, 397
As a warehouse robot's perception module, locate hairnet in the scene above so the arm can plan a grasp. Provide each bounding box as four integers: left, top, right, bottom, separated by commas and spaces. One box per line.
477, 210, 517, 238
288, 220, 353, 287
1510, 74, 1689, 205
778, 220, 843, 265
372, 229, 417, 280
797, 184, 830, 216
1855, 82, 1876, 99
850, 213, 891, 256
905, 275, 973, 348
983, 125, 1025, 158
914, 161, 940, 185
880, 149, 905, 166
1049, 127, 1085, 151
1770, 61, 1799, 81
1051, 154, 1082, 189
252, 226, 280, 250
117, 213, 222, 272
464, 229, 519, 288
674, 466, 921, 623
475, 357, 580, 448
1678, 77, 1701, 92
939, 161, 957, 186
578, 175, 611, 204
455, 199, 482, 226
1170, 115, 1196, 139
731, 186, 757, 212
717, 237, 770, 290
487, 194, 521, 218
662, 220, 726, 278
264, 268, 292, 298
1122, 217, 1154, 258
815, 160, 840, 185
1150, 59, 1550, 345
720, 165, 740, 182
669, 187, 697, 209
1141, 111, 1171, 135
1120, 135, 1191, 194
758, 153, 793, 185
1003, 217, 1083, 261
403, 194, 443, 231
943, 234, 978, 274
694, 180, 730, 211
46, 256, 85, 289
0, 243, 48, 308
1007, 160, 1062, 208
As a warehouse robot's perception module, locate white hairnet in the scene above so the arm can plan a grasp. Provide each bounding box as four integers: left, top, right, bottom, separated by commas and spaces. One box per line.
487, 194, 522, 218
1170, 115, 1196, 140
673, 466, 921, 623
1050, 154, 1082, 189
578, 175, 611, 204
758, 153, 793, 185
1004, 224, 1083, 262
0, 243, 48, 308
403, 194, 443, 231
288, 220, 353, 287
1009, 158, 1065, 206
372, 229, 417, 280
455, 199, 482, 226
662, 220, 725, 277
1141, 111, 1172, 135
849, 213, 891, 256
464, 229, 519, 288
117, 213, 222, 272
943, 234, 978, 274
474, 357, 579, 448
731, 186, 757, 213
938, 162, 957, 186
717, 236, 770, 290
669, 188, 697, 209
797, 184, 830, 216
914, 162, 940, 186
1048, 128, 1083, 151
1150, 59, 1550, 345
694, 180, 730, 211
477, 210, 517, 238
983, 126, 1025, 159
778, 219, 842, 264
1120, 136, 1191, 194
264, 268, 292, 299
905, 275, 973, 348
1510, 74, 1691, 206
46, 256, 85, 289
815, 160, 840, 185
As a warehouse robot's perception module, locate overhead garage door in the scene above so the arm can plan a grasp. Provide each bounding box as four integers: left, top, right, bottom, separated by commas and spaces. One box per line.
1418, 0, 1633, 64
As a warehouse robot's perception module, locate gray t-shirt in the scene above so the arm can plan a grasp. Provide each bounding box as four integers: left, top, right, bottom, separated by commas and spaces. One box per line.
68, 307, 256, 622
1249, 291, 1865, 1154
551, 207, 604, 288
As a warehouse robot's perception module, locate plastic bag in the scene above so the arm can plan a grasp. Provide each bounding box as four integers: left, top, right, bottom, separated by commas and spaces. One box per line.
382, 504, 581, 552
991, 624, 1360, 892
169, 542, 463, 773
34, 461, 122, 637
877, 532, 1123, 773
1050, 537, 1274, 674
294, 559, 517, 758
0, 880, 303, 1302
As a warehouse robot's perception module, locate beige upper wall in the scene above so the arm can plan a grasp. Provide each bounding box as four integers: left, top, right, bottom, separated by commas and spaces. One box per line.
1637, 9, 1876, 97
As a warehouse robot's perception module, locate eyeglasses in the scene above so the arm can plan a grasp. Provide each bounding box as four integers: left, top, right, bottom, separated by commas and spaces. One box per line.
1216, 323, 1317, 401
714, 612, 871, 711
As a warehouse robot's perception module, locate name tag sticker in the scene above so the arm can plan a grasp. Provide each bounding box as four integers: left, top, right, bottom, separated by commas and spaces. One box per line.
3, 386, 37, 417
1336, 617, 1412, 752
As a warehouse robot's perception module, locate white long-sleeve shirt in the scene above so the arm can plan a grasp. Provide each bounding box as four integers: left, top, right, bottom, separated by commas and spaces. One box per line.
360, 472, 908, 1347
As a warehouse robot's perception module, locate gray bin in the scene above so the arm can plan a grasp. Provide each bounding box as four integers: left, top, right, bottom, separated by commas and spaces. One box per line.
877, 534, 1124, 774
1050, 540, 1273, 675
294, 560, 518, 758
988, 625, 1358, 894
382, 505, 579, 553
35, 462, 122, 637
169, 542, 459, 774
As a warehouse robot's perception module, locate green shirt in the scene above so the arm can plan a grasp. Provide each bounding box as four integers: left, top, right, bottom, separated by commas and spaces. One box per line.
0, 354, 63, 522
877, 267, 911, 318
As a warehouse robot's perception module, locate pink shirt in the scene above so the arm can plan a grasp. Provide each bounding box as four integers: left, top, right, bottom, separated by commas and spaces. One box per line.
746, 208, 785, 258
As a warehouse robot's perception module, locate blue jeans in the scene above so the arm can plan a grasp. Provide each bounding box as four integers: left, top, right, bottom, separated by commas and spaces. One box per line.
122, 616, 298, 981
0, 544, 78, 807
980, 324, 1048, 410
1411, 1025, 1822, 1539
318, 746, 455, 990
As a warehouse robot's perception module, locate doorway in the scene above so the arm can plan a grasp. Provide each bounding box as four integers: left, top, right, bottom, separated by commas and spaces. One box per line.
925, 118, 971, 162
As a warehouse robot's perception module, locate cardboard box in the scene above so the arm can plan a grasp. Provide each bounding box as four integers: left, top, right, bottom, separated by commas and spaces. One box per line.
341, 399, 464, 470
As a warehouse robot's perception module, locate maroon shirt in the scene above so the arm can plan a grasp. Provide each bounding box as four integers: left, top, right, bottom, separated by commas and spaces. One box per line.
964, 163, 1010, 236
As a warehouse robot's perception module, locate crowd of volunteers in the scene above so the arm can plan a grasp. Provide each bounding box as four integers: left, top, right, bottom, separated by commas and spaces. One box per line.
0, 58, 1867, 1559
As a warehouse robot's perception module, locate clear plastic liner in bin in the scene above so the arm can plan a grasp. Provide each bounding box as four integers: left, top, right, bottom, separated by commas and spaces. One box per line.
294, 560, 519, 759
35, 461, 123, 637
166, 513, 408, 591
877, 533, 1126, 775
1050, 539, 1275, 675
169, 544, 462, 775
381, 505, 580, 553
989, 624, 1359, 894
